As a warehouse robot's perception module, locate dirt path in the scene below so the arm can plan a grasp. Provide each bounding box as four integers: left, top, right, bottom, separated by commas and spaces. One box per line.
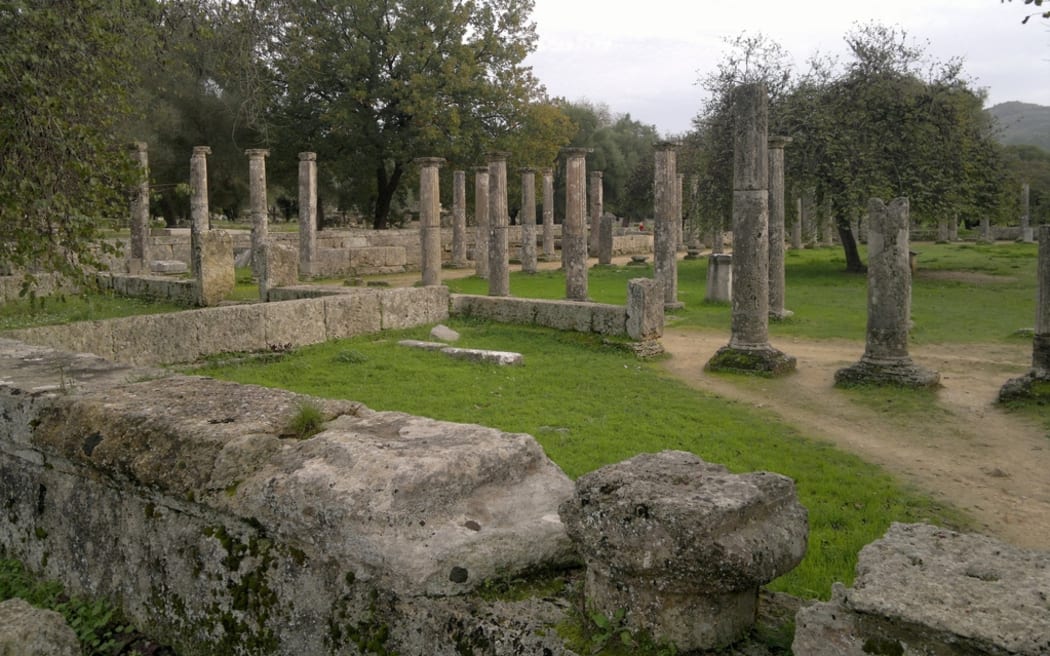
659, 328, 1050, 550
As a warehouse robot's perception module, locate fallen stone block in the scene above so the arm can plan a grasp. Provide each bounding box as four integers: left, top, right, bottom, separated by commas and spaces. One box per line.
442, 347, 523, 366
430, 324, 461, 342
0, 597, 80, 656
149, 260, 188, 274
792, 522, 1050, 656
399, 339, 450, 351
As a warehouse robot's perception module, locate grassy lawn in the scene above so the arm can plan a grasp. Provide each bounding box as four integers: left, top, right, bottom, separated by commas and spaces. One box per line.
0, 292, 187, 331
189, 319, 970, 601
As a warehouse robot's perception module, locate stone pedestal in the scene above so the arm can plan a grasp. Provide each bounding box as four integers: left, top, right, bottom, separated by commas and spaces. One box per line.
474, 167, 490, 279
541, 168, 555, 261
519, 168, 537, 274
451, 170, 468, 267
486, 153, 510, 297
298, 152, 318, 277
706, 253, 732, 303
835, 197, 939, 388
246, 149, 270, 281
129, 142, 150, 263
999, 224, 1050, 401
707, 83, 794, 376
416, 157, 445, 286
563, 148, 590, 301
559, 451, 807, 652
588, 170, 603, 257
768, 136, 792, 321
654, 143, 683, 310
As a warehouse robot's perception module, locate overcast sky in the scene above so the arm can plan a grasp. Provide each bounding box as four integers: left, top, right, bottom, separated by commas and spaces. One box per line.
524, 0, 1050, 136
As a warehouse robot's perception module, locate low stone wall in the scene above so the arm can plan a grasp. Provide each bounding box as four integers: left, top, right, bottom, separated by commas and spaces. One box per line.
451, 294, 630, 337
2, 286, 449, 366
96, 273, 198, 306
0, 273, 78, 304
0, 339, 577, 655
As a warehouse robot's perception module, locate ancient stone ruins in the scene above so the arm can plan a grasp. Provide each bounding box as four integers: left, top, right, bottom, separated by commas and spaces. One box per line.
1, 81, 1048, 655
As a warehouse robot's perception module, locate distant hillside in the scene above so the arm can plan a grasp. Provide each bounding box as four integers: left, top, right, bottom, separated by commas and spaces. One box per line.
987, 101, 1050, 152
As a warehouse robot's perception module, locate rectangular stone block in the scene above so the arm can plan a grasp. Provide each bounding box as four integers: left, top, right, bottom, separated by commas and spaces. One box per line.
261, 242, 300, 300
324, 291, 383, 339
349, 246, 407, 270
449, 295, 537, 325
109, 313, 200, 366
534, 301, 593, 333
591, 304, 628, 336
196, 230, 235, 307
380, 287, 449, 330
195, 304, 267, 355
150, 260, 188, 274
314, 248, 351, 277
627, 278, 664, 341
262, 299, 327, 348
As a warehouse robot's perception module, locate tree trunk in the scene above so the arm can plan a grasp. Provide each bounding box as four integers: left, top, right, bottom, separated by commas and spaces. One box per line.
837, 217, 866, 273
373, 163, 404, 230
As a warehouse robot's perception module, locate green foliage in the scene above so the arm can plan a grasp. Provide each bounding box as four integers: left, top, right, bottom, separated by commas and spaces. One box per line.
0, 0, 146, 295
284, 401, 325, 439
0, 558, 139, 655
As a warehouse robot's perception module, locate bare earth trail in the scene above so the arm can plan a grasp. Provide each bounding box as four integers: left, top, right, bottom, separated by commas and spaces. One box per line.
659, 328, 1050, 550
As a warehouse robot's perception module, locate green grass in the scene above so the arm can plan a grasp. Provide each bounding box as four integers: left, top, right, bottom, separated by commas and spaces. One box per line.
189, 319, 970, 601
446, 242, 1039, 344
0, 292, 186, 331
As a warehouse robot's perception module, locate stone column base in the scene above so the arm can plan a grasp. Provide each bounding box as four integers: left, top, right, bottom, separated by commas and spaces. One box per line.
769, 309, 794, 321
998, 369, 1050, 402
706, 345, 797, 376
834, 357, 940, 388
586, 566, 758, 651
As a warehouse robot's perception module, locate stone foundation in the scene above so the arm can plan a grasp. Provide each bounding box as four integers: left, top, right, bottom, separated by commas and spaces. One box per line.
706, 344, 797, 376
834, 357, 941, 388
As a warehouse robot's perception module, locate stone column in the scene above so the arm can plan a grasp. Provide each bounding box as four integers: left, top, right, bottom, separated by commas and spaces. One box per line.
541, 168, 555, 261
676, 173, 685, 251
820, 197, 835, 247
486, 152, 510, 297
598, 213, 614, 265
768, 136, 792, 321
298, 152, 318, 277
936, 218, 949, 243
980, 217, 992, 243
1021, 183, 1034, 242
706, 253, 732, 303
706, 83, 794, 375
712, 218, 725, 254
129, 142, 150, 267
685, 175, 703, 258
999, 225, 1050, 400
415, 157, 445, 287
473, 167, 490, 279
949, 213, 959, 242
588, 170, 604, 257
654, 142, 683, 310
835, 198, 939, 387
190, 146, 211, 236
563, 148, 591, 301
791, 197, 803, 250
245, 148, 271, 281
451, 170, 468, 267
519, 168, 538, 274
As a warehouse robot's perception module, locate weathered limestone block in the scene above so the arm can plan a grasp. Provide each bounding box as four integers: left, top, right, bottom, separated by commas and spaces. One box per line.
626, 278, 663, 341
150, 260, 187, 274
442, 347, 523, 366
380, 286, 451, 330
259, 242, 300, 301
0, 598, 80, 656
262, 298, 327, 347
560, 451, 808, 652
793, 523, 1050, 656
398, 339, 450, 351
706, 253, 733, 303
323, 291, 383, 338
349, 246, 407, 270
450, 295, 539, 326
195, 303, 268, 355
590, 304, 627, 336
0, 339, 577, 655
430, 324, 461, 342
195, 230, 235, 307
534, 300, 593, 333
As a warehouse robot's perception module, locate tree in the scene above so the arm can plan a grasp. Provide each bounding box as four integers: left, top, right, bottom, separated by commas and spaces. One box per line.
0, 0, 148, 294
268, 0, 545, 229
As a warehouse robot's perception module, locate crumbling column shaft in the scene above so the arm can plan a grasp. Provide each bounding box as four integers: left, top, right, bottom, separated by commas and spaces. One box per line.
129, 142, 150, 261
246, 149, 270, 280
298, 152, 317, 277
190, 146, 211, 237
589, 171, 603, 257
474, 168, 490, 279
768, 137, 791, 320
1036, 225, 1050, 372
452, 170, 468, 267
563, 149, 590, 301
863, 197, 912, 362
416, 157, 445, 286
520, 169, 537, 274
541, 169, 555, 260
654, 143, 681, 309
487, 153, 510, 297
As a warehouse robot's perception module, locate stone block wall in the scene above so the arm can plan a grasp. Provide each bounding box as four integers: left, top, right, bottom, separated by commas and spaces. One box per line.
96, 273, 198, 306
0, 339, 577, 655
2, 287, 449, 366
451, 294, 632, 338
